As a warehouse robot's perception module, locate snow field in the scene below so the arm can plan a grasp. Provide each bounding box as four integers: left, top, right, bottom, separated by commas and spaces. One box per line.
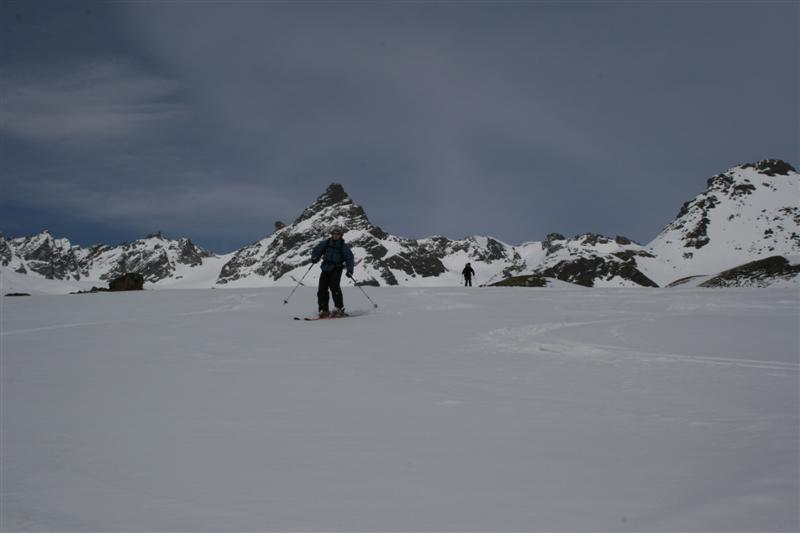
1, 287, 798, 531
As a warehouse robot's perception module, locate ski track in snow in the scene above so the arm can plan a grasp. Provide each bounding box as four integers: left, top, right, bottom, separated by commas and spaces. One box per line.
1, 287, 797, 531
177, 293, 263, 315
0, 319, 136, 337
480, 319, 800, 373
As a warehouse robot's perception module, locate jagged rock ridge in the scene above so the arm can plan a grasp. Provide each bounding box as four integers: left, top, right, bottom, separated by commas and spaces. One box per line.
1, 231, 216, 284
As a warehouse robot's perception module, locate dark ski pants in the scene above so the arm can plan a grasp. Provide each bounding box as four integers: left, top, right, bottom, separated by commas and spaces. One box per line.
464, 276, 472, 287
318, 267, 344, 311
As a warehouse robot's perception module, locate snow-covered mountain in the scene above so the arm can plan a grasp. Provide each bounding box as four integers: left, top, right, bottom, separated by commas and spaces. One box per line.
216, 160, 797, 288
78, 232, 217, 283
1, 230, 84, 280
642, 159, 799, 286
0, 231, 218, 288
217, 183, 524, 287
216, 184, 654, 288
3, 159, 797, 293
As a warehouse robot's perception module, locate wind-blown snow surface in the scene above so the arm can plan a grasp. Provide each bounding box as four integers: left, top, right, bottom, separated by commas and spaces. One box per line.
2, 287, 798, 531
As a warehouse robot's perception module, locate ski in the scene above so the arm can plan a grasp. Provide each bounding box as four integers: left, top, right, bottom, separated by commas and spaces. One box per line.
294, 315, 349, 321
293, 311, 363, 321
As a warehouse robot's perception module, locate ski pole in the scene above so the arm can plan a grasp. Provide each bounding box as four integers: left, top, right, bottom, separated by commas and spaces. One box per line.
350, 276, 378, 308
283, 262, 315, 305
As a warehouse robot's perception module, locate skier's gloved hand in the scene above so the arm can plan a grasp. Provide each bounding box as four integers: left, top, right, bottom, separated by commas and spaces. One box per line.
312, 256, 320, 264
346, 272, 353, 279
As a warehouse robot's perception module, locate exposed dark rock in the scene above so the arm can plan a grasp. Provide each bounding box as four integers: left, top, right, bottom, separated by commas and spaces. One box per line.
699, 256, 800, 288
731, 183, 756, 197
707, 173, 733, 189
543, 233, 565, 254
538, 256, 658, 288
741, 159, 796, 176
358, 239, 389, 260
579, 233, 610, 247
680, 195, 719, 249
0, 236, 12, 266
613, 249, 655, 261
109, 273, 145, 291
378, 254, 413, 277
4, 292, 31, 297
778, 207, 800, 225
177, 238, 212, 266
377, 266, 399, 286
482, 238, 508, 262
491, 274, 548, 287
369, 226, 389, 240
72, 286, 110, 294
666, 275, 710, 288
684, 217, 711, 249
676, 201, 692, 219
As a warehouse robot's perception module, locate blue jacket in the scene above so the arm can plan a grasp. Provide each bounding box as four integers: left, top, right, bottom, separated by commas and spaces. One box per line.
311, 238, 354, 274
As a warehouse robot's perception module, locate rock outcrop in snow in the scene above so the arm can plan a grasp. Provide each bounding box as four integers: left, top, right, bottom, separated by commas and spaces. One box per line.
529, 233, 657, 287
698, 256, 800, 288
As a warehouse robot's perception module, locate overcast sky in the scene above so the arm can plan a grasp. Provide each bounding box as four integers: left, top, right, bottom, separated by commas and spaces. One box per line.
1, 1, 797, 253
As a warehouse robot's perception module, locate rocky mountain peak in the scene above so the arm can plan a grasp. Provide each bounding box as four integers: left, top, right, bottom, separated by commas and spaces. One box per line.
4, 230, 82, 280
322, 183, 348, 202
293, 183, 368, 227
741, 159, 796, 177
703, 160, 797, 194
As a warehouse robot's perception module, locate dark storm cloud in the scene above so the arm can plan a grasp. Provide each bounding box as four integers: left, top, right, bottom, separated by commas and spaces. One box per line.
2, 1, 797, 251
0, 58, 183, 142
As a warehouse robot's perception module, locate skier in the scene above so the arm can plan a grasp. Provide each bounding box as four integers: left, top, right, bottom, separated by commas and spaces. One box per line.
311, 226, 355, 317
462, 262, 476, 287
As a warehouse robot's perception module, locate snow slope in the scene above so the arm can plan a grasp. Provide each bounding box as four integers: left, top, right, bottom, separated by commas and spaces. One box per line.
2, 287, 797, 531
